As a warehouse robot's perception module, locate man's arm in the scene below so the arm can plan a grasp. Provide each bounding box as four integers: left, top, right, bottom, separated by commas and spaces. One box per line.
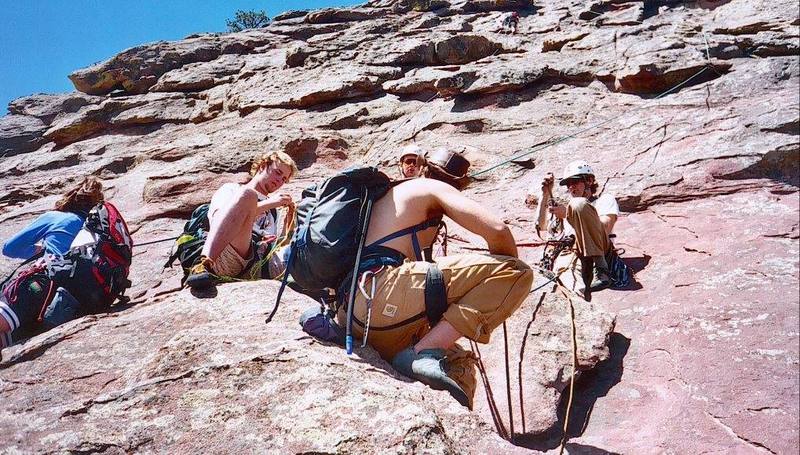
531, 173, 555, 231
256, 193, 293, 212
431, 182, 517, 257
599, 214, 617, 235
595, 194, 619, 235
2, 213, 51, 259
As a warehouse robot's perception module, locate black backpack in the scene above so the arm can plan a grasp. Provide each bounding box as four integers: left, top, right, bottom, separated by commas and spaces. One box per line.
288, 167, 392, 290
267, 167, 392, 333
164, 204, 211, 283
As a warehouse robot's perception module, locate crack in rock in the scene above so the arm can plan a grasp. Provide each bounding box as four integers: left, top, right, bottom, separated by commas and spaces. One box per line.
706, 412, 778, 454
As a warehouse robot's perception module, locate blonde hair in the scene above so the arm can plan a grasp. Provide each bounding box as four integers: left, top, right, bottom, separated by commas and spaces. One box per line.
55, 177, 104, 213
250, 151, 299, 181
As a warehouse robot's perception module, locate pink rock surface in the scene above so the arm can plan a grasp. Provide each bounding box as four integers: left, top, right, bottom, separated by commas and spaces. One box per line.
1, 0, 798, 452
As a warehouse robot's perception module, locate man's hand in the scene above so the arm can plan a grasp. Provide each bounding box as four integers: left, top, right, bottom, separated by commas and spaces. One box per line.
541, 172, 555, 195
548, 204, 567, 219
266, 193, 293, 208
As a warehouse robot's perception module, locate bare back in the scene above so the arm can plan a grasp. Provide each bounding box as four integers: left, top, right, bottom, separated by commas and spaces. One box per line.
366, 178, 518, 259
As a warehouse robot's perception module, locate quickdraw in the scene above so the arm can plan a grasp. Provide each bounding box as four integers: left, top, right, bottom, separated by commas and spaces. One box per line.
357, 266, 383, 347
540, 235, 575, 276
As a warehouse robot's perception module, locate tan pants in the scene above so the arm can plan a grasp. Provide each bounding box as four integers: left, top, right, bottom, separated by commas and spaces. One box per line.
337, 254, 533, 361
566, 198, 610, 257
557, 198, 613, 295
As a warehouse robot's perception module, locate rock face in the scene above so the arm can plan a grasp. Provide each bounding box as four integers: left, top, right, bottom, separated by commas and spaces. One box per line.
1, 0, 798, 453
0, 283, 524, 453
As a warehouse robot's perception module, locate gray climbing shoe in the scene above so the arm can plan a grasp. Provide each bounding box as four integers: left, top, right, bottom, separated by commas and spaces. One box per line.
590, 256, 612, 291
391, 347, 469, 407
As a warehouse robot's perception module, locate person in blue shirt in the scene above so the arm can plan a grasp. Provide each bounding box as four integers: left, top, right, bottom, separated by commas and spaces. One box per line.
0, 177, 104, 348
2, 177, 104, 259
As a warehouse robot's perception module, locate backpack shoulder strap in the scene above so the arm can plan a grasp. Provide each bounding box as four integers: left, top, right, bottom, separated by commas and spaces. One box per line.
366, 217, 442, 261
0, 251, 45, 289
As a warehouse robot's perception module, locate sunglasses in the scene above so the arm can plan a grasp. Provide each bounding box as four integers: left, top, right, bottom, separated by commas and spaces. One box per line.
402, 158, 419, 165
563, 178, 583, 186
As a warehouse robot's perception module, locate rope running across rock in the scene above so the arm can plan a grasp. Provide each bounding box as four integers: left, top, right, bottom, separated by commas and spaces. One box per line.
469, 64, 714, 179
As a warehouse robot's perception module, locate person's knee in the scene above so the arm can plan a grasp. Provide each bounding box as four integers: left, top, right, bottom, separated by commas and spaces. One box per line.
215, 188, 258, 228
500, 256, 532, 276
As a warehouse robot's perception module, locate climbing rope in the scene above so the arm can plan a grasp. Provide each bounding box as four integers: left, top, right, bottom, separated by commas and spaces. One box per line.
557, 280, 580, 455
469, 64, 713, 178
535, 252, 583, 454
215, 204, 297, 284
470, 339, 512, 441
503, 321, 515, 441
135, 236, 179, 247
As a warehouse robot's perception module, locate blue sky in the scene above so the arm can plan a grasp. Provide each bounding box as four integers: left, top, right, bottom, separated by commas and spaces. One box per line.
0, 1, 360, 114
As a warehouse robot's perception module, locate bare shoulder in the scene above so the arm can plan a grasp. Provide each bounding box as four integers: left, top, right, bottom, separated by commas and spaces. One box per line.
209, 183, 243, 209
215, 182, 241, 195
393, 177, 459, 198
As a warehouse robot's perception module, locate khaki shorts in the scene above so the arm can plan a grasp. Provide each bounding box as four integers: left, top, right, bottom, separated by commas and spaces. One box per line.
211, 243, 254, 278
337, 254, 533, 361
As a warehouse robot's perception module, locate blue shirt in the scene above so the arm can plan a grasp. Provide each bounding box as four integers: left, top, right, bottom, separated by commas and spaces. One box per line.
2, 211, 86, 259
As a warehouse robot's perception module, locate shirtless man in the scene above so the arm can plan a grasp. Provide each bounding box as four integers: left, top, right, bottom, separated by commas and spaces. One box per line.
186, 151, 297, 289
337, 150, 533, 406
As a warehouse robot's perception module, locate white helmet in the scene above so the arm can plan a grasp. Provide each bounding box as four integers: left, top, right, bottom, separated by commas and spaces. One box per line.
398, 144, 423, 161
559, 160, 594, 186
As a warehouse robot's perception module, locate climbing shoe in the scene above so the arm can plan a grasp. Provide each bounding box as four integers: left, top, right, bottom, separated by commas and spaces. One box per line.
185, 256, 216, 290
590, 256, 612, 291
578, 256, 595, 302
391, 347, 470, 407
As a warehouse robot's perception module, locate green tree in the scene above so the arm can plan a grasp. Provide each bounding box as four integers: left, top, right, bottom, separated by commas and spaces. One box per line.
226, 9, 270, 32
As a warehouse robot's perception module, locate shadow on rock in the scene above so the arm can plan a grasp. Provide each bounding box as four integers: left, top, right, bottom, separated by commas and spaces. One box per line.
451, 79, 595, 113
565, 442, 622, 455
189, 286, 218, 299
618, 254, 650, 291
562, 333, 631, 436
0, 316, 99, 368
513, 332, 631, 451
623, 254, 651, 275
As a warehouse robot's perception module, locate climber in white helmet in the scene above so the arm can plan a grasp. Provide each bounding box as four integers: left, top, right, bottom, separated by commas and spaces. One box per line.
397, 144, 426, 179
530, 160, 620, 299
